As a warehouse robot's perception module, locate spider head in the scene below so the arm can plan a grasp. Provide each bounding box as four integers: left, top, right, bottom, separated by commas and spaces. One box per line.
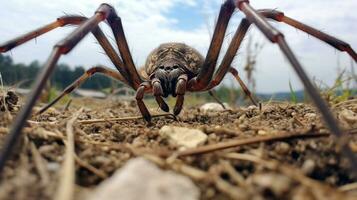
153, 59, 185, 97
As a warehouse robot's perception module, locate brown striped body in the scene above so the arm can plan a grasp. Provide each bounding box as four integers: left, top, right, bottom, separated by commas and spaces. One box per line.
144, 42, 204, 79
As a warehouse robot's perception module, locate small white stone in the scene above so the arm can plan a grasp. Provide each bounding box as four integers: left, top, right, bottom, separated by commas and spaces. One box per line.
247, 105, 257, 110
87, 158, 199, 200
339, 109, 357, 124
159, 126, 208, 149
200, 102, 229, 113
304, 113, 317, 119
48, 117, 57, 122
258, 130, 267, 135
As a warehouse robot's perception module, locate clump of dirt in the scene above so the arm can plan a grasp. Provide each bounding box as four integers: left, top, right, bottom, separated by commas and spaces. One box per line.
0, 96, 356, 200
0, 90, 19, 111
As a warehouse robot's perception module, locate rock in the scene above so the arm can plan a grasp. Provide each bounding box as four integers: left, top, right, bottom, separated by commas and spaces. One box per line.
0, 90, 19, 111
304, 113, 317, 120
275, 142, 291, 155
159, 126, 207, 149
88, 158, 199, 200
48, 117, 57, 122
249, 173, 292, 197
339, 109, 357, 126
302, 159, 315, 175
200, 102, 229, 112
258, 130, 267, 135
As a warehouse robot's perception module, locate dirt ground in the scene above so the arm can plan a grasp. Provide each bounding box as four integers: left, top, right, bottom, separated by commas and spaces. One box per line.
0, 91, 357, 200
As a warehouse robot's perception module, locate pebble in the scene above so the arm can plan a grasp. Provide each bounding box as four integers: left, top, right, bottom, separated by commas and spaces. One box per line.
339, 109, 357, 125
304, 113, 317, 120
87, 158, 199, 200
159, 126, 207, 149
302, 159, 315, 175
48, 117, 57, 122
199, 102, 229, 113
249, 173, 292, 197
258, 130, 267, 135
238, 124, 249, 131
275, 142, 291, 154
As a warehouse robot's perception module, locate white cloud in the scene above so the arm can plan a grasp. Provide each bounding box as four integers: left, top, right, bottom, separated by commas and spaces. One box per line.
0, 0, 356, 93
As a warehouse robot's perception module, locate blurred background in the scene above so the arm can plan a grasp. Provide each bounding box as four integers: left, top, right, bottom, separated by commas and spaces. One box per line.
0, 0, 356, 105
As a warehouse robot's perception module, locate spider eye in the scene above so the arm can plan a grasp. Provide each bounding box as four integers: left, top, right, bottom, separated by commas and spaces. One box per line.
159, 66, 164, 69
173, 65, 179, 69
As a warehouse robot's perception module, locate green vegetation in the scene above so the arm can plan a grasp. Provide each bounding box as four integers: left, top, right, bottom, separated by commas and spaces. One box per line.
0, 54, 115, 90
288, 80, 297, 104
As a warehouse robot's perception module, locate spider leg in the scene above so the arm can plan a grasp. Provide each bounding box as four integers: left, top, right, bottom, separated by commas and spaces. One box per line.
151, 78, 170, 112
0, 4, 116, 173
173, 74, 188, 115
188, 1, 235, 90
135, 83, 152, 122
236, 0, 357, 172
258, 9, 357, 62
106, 10, 143, 89
229, 68, 258, 106
203, 18, 258, 106
37, 66, 129, 115
0, 15, 132, 87
208, 90, 226, 109
0, 16, 86, 52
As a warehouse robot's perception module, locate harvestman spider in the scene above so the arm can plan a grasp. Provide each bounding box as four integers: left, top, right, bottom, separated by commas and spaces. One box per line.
0, 0, 356, 173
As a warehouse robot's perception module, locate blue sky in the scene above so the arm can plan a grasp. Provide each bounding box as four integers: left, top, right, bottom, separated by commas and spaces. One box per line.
0, 0, 356, 93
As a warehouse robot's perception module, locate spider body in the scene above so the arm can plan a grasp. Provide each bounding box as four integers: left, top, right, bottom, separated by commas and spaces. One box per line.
144, 42, 203, 97
0, 0, 357, 173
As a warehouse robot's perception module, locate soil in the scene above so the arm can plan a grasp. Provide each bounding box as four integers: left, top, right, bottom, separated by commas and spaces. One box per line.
0, 93, 356, 200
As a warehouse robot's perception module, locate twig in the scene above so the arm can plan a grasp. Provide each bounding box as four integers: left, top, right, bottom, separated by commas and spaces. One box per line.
177, 128, 357, 157
62, 99, 72, 112
78, 113, 176, 124
332, 99, 357, 110
219, 160, 246, 186
74, 155, 108, 179
54, 108, 83, 200
177, 129, 330, 157
339, 182, 357, 192
223, 153, 351, 200
30, 142, 50, 185
138, 153, 247, 199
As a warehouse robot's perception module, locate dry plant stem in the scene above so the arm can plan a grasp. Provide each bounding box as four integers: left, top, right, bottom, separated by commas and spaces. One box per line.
138, 153, 246, 199
177, 129, 330, 157
78, 113, 176, 124
54, 108, 82, 200
238, 1, 357, 174
30, 142, 50, 185
339, 182, 357, 192
223, 153, 349, 199
219, 160, 246, 186
74, 155, 108, 179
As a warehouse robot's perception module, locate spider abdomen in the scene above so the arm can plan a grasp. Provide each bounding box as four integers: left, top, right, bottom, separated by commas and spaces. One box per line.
144, 42, 204, 78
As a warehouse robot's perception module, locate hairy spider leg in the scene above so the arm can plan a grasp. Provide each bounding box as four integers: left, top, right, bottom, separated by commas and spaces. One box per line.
173, 74, 188, 115
236, 0, 357, 173
188, 1, 235, 90
106, 8, 143, 89
258, 9, 357, 62
0, 4, 115, 173
37, 66, 129, 115
208, 90, 227, 109
229, 68, 258, 106
0, 16, 132, 85
151, 78, 170, 112
202, 17, 258, 106
135, 83, 152, 122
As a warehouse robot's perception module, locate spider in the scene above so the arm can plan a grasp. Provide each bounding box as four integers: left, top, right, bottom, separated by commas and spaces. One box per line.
0, 0, 356, 173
